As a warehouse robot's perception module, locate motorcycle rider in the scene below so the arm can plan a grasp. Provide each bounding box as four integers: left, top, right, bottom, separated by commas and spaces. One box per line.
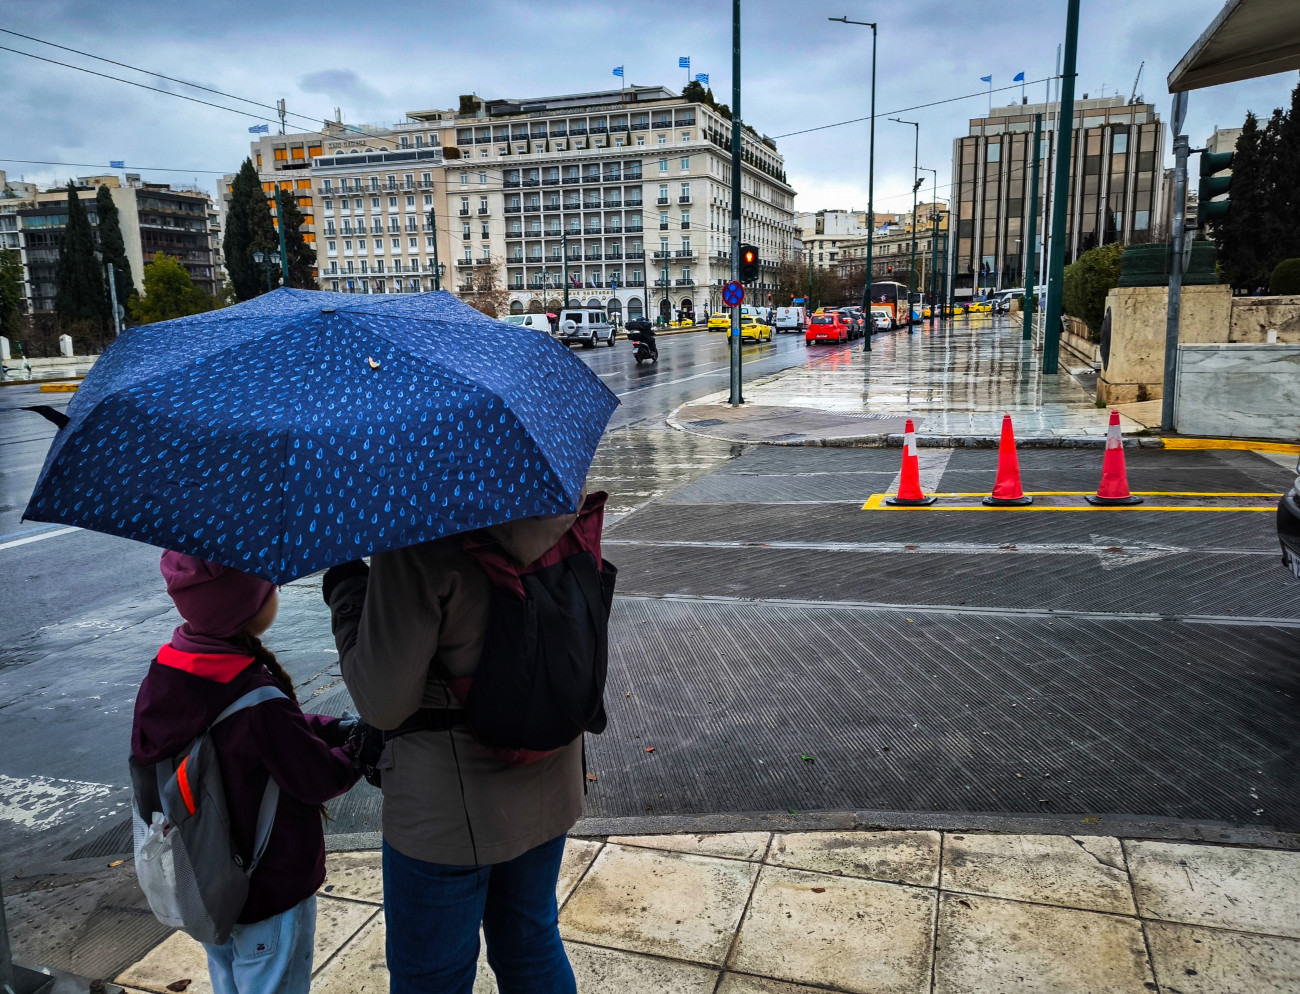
625, 316, 657, 362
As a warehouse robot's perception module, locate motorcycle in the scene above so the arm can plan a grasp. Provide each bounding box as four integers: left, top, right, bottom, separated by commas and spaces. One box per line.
625, 318, 658, 365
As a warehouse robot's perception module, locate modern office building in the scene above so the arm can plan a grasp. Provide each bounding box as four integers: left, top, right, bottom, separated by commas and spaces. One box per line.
233, 85, 798, 319
949, 96, 1164, 297
16, 175, 219, 313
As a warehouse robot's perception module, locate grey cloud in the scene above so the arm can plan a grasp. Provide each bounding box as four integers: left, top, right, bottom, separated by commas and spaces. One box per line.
299, 69, 385, 107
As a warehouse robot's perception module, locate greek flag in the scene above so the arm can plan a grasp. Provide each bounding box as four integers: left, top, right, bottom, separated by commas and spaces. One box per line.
1013, 71, 1025, 82
694, 73, 709, 85
248, 123, 270, 134
980, 75, 992, 83
612, 66, 624, 78
679, 56, 690, 69
109, 160, 124, 169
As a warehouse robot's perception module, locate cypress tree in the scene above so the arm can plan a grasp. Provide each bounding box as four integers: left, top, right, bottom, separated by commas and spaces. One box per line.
224, 159, 260, 300
276, 193, 316, 288
54, 182, 108, 331
0, 248, 23, 339
1214, 113, 1268, 290
95, 185, 133, 312
1272, 80, 1300, 263
248, 183, 281, 290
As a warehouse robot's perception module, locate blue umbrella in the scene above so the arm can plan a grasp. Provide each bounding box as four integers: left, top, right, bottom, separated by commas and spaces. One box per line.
25, 289, 618, 583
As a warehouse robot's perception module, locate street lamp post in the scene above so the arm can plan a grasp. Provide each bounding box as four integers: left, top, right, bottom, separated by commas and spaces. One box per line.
253, 250, 272, 293
829, 15, 877, 353
918, 166, 937, 325
890, 118, 920, 331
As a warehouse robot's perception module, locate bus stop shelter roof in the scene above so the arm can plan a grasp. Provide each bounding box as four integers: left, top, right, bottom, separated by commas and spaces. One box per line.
1168, 0, 1300, 92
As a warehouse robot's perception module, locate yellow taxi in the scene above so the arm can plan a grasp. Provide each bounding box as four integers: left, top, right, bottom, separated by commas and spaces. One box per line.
967, 300, 993, 313
707, 312, 732, 331
739, 314, 773, 343
669, 317, 694, 328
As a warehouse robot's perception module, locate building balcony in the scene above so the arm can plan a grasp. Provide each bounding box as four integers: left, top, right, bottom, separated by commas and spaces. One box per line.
605, 225, 623, 234
626, 224, 644, 233
631, 122, 649, 131
585, 252, 603, 261
562, 177, 581, 185
505, 205, 522, 214
674, 249, 696, 258
652, 118, 672, 129
541, 175, 560, 187
606, 251, 624, 260
522, 178, 540, 187
582, 202, 601, 210
625, 199, 644, 208
657, 197, 670, 205
478, 207, 490, 215
455, 258, 478, 266
675, 277, 696, 285
503, 179, 521, 188
626, 279, 646, 287
654, 279, 671, 287
676, 116, 696, 126
570, 126, 588, 136
610, 123, 629, 133
659, 223, 669, 230
523, 204, 541, 214
458, 209, 470, 216
653, 250, 673, 260
626, 250, 646, 260
625, 170, 643, 180
474, 136, 492, 144
603, 200, 622, 208
550, 128, 568, 137
582, 226, 602, 235
678, 195, 692, 204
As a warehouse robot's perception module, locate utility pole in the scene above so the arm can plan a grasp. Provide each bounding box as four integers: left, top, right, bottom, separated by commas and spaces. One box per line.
277, 97, 287, 135
918, 166, 937, 326
1043, 0, 1080, 373
274, 187, 290, 287
830, 16, 877, 352
891, 118, 920, 330
1162, 91, 1190, 432
728, 0, 743, 406
562, 230, 570, 309
106, 261, 122, 337
427, 204, 442, 291
1023, 112, 1042, 341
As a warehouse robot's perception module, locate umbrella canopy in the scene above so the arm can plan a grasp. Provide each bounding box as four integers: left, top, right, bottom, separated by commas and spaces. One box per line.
26, 289, 618, 583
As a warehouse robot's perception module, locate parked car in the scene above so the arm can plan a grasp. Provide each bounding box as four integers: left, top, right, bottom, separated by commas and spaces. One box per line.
775, 306, 807, 333
1279, 455, 1300, 581
558, 308, 615, 347
841, 307, 866, 339
806, 312, 851, 345
503, 313, 553, 334
872, 310, 892, 331
707, 312, 732, 331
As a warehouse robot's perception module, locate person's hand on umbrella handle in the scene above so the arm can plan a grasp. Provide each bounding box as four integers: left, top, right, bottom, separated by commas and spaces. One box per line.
322, 559, 369, 604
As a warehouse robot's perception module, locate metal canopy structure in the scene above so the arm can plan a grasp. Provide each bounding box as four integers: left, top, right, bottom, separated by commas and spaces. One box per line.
1168, 0, 1300, 92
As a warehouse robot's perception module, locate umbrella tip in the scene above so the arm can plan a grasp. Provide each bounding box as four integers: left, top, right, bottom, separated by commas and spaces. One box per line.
321, 307, 336, 313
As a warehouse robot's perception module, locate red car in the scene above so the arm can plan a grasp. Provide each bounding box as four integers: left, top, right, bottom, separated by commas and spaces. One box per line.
806, 312, 850, 345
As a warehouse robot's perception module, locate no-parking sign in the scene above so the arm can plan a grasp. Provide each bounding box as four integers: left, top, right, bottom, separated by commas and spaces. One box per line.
722, 280, 745, 307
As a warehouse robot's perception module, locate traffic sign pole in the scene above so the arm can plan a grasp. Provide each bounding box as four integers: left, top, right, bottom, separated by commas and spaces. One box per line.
729, 0, 743, 407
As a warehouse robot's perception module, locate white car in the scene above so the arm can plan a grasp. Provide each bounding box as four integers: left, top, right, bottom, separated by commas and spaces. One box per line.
503, 314, 552, 333
558, 308, 616, 348
872, 311, 891, 331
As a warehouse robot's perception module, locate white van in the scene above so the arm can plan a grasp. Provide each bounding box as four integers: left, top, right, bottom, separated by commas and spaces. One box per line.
503, 313, 553, 333
774, 306, 807, 333
558, 308, 615, 347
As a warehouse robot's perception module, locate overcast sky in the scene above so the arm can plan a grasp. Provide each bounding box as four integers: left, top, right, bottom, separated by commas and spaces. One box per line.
3, 0, 1296, 214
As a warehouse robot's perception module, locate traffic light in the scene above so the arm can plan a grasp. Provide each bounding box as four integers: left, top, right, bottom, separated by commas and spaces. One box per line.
1196, 150, 1234, 226
739, 244, 759, 283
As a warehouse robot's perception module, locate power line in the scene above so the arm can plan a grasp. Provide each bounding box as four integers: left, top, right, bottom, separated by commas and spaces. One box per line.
0, 27, 280, 113
772, 76, 1058, 139
0, 157, 228, 175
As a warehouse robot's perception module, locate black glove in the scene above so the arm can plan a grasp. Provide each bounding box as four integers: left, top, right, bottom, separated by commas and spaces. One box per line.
322, 559, 369, 604
323, 710, 360, 748
344, 713, 386, 789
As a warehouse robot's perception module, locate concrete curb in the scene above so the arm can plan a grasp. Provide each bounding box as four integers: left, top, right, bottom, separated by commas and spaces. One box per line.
321, 808, 1300, 854
665, 409, 1163, 449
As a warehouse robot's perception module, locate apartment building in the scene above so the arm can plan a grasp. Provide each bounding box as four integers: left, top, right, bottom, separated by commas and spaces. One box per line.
232, 86, 797, 318
950, 96, 1164, 296
15, 175, 218, 313
800, 206, 948, 282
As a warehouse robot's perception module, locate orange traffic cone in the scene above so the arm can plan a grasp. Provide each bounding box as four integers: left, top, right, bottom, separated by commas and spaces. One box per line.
1086, 410, 1143, 505
886, 419, 937, 506
983, 414, 1032, 506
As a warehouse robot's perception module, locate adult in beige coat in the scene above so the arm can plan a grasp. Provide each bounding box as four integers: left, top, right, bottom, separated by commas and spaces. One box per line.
323, 506, 585, 994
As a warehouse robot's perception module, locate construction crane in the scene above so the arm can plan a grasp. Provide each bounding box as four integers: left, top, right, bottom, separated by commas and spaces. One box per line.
1129, 61, 1145, 105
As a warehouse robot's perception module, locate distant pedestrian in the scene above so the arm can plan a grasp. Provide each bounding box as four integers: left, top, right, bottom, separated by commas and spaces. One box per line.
132, 554, 360, 994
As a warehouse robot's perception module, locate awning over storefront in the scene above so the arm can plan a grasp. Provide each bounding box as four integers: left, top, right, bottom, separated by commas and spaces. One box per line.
1168, 0, 1300, 92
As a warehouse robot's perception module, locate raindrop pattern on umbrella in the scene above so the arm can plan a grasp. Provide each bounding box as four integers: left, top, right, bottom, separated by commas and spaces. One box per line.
26, 290, 618, 583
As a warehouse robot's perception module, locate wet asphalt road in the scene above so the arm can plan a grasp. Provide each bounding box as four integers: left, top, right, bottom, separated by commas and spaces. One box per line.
0, 328, 825, 865
3, 320, 1298, 880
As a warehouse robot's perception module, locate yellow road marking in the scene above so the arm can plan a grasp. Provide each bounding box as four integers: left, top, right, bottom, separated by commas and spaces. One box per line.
1161, 438, 1300, 453
862, 491, 1280, 512
38, 383, 79, 393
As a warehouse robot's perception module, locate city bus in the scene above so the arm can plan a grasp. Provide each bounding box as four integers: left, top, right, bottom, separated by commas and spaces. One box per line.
868, 281, 910, 329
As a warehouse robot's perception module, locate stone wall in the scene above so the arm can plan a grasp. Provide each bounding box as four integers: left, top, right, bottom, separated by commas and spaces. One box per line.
1227, 296, 1300, 343
1059, 315, 1100, 368
1175, 343, 1300, 440
1097, 284, 1233, 405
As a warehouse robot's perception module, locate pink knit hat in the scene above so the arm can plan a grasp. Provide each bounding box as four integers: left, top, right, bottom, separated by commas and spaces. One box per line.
160, 551, 276, 639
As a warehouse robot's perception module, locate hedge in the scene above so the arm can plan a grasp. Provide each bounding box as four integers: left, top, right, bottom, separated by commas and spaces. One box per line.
1062, 242, 1124, 340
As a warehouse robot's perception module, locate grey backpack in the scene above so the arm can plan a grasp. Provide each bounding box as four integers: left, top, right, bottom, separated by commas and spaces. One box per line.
129, 686, 286, 945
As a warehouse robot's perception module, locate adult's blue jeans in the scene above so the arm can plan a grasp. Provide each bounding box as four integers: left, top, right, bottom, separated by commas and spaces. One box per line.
383, 834, 577, 994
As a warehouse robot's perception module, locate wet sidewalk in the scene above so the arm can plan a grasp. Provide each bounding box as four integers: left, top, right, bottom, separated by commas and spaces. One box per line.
111, 828, 1300, 993
671, 319, 1143, 445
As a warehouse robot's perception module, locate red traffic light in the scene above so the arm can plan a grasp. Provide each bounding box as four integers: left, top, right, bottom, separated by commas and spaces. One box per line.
738, 243, 759, 283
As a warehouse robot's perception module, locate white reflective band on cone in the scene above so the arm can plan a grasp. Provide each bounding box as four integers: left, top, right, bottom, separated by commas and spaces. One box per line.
904, 430, 916, 458
1106, 419, 1122, 449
